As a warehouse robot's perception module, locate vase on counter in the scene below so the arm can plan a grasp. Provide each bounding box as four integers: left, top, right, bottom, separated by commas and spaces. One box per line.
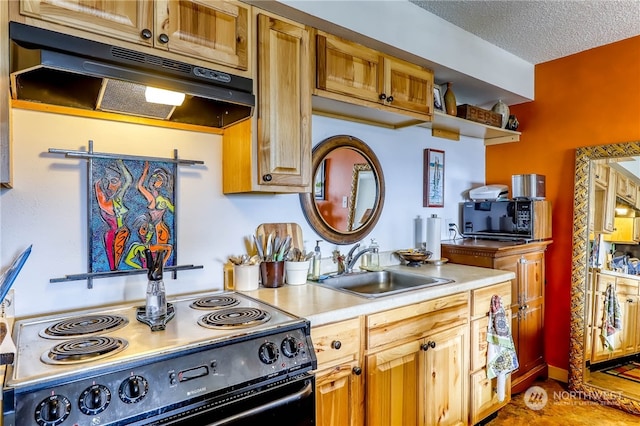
443, 82, 457, 116
491, 99, 510, 128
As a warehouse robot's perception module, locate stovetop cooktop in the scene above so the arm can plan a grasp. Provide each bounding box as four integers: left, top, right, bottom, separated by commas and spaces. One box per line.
7, 291, 305, 388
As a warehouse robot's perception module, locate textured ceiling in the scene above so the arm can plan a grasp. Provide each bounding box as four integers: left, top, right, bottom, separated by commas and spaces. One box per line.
410, 0, 640, 64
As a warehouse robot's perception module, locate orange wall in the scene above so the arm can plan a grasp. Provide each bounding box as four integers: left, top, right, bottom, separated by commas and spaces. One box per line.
486, 36, 640, 371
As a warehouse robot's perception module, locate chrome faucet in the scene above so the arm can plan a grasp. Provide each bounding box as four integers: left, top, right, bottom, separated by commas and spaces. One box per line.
343, 243, 379, 274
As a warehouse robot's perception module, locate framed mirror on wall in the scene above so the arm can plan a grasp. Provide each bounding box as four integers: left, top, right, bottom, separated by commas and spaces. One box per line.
570, 141, 640, 414
299, 135, 385, 245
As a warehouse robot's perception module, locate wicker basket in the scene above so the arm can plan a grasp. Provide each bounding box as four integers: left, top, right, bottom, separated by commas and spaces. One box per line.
456, 104, 502, 127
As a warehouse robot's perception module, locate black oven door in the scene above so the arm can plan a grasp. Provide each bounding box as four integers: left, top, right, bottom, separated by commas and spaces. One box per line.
128, 374, 315, 426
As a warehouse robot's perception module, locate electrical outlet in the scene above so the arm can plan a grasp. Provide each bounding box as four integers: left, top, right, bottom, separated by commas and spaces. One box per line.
342, 196, 348, 208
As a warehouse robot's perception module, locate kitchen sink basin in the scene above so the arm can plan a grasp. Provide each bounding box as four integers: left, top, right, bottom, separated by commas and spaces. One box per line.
315, 270, 454, 298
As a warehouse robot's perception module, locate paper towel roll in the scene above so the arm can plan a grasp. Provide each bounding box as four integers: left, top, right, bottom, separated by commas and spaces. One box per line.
426, 215, 441, 260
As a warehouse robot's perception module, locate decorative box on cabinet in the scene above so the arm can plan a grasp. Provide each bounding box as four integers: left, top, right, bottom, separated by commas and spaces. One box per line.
222, 10, 311, 194
365, 292, 469, 426
441, 240, 552, 394
311, 317, 364, 426
14, 0, 250, 72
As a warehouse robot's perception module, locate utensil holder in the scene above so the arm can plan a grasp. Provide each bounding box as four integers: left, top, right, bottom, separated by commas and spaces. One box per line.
233, 264, 260, 291
260, 261, 285, 288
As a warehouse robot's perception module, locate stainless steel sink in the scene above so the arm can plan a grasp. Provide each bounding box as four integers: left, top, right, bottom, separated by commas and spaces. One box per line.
315, 270, 454, 298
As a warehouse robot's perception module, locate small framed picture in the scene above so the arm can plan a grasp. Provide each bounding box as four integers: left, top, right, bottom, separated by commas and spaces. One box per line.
433, 85, 444, 112
423, 149, 445, 207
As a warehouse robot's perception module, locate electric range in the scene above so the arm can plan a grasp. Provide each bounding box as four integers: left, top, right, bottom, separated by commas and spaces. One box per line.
2, 291, 317, 426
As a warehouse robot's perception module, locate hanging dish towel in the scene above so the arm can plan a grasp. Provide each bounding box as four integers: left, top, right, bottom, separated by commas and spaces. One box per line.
601, 283, 622, 351
486, 295, 519, 402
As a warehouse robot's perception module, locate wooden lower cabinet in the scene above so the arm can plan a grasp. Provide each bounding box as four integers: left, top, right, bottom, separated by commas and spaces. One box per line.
469, 282, 512, 424
441, 240, 551, 394
365, 292, 469, 426
311, 284, 517, 425
311, 317, 364, 426
590, 272, 640, 364
316, 361, 364, 426
366, 325, 468, 426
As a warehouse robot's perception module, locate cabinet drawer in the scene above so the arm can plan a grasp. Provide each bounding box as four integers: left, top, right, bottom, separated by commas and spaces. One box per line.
470, 369, 510, 425
471, 282, 511, 318
596, 274, 638, 294
311, 317, 362, 369
366, 292, 468, 350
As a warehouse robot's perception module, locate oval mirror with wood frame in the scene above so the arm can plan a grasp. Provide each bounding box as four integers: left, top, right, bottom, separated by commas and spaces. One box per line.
299, 135, 385, 245
570, 141, 640, 414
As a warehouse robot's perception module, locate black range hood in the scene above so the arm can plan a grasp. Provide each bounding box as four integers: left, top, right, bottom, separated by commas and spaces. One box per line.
9, 22, 254, 129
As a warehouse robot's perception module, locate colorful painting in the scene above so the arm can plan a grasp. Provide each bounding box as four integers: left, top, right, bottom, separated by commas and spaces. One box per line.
424, 149, 445, 207
90, 159, 176, 273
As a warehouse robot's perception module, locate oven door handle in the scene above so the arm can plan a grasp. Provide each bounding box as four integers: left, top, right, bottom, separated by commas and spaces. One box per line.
206, 380, 313, 426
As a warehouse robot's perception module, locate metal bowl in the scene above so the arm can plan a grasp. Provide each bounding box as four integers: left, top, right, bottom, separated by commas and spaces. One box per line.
395, 249, 432, 266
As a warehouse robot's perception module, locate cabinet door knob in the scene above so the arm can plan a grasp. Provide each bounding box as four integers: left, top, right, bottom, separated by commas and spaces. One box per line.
378, 93, 386, 100
158, 33, 170, 44
421, 341, 436, 351
331, 340, 342, 350
386, 95, 394, 103
140, 29, 153, 40
262, 174, 273, 182
352, 366, 362, 375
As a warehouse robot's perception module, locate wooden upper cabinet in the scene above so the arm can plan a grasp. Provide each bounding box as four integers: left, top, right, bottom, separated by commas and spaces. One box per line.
315, 30, 433, 120
17, 0, 249, 71
222, 11, 311, 194
316, 33, 382, 103
256, 13, 311, 189
383, 56, 433, 115
19, 0, 154, 45
157, 0, 249, 70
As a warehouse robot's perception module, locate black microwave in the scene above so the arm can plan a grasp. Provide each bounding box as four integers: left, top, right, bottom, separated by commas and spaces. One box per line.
460, 200, 552, 241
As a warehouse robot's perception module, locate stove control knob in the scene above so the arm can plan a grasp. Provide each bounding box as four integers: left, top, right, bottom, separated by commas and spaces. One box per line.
79, 384, 111, 415
35, 394, 71, 426
258, 342, 279, 364
281, 336, 300, 358
119, 375, 148, 404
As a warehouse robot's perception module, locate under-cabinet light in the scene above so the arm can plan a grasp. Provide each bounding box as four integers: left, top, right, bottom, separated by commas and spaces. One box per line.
145, 86, 186, 106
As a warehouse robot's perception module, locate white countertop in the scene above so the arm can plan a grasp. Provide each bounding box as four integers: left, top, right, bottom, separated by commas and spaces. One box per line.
244, 263, 515, 326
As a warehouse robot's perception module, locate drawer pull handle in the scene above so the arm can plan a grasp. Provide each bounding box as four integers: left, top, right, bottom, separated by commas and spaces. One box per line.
421, 341, 436, 351
331, 340, 342, 350
352, 366, 362, 375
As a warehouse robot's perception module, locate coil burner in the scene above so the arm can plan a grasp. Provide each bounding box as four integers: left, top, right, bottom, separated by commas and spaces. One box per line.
190, 295, 240, 310
41, 336, 128, 365
198, 307, 271, 329
39, 315, 129, 339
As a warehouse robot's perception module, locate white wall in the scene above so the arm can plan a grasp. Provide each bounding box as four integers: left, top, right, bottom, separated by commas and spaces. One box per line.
1, 109, 485, 317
